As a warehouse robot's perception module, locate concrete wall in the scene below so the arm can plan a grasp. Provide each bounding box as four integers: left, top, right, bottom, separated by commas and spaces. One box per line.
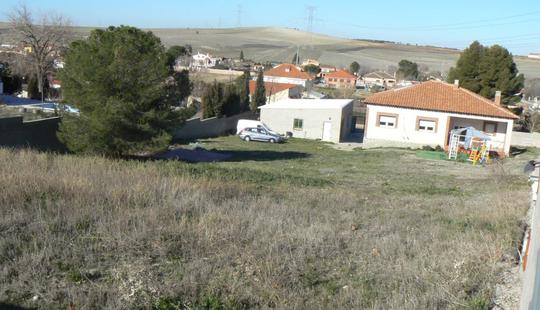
204, 68, 245, 76
512, 131, 540, 148
172, 111, 257, 141
264, 76, 312, 88
260, 104, 352, 143
0, 116, 65, 151
364, 104, 514, 153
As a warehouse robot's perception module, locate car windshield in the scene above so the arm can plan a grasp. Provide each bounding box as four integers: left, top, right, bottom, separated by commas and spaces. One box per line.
262, 122, 272, 131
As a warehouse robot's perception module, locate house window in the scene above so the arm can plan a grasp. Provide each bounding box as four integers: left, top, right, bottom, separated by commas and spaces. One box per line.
293, 118, 303, 130
416, 117, 438, 133
377, 113, 398, 128
483, 121, 497, 134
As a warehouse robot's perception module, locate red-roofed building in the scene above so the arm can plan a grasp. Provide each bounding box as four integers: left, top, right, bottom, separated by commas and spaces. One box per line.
264, 63, 312, 87
363, 80, 518, 155
324, 70, 357, 89
249, 81, 302, 103
319, 64, 337, 78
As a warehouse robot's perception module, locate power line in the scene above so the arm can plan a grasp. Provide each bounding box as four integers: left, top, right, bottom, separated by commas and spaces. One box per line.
327, 9, 540, 33
420, 33, 540, 50
412, 10, 540, 29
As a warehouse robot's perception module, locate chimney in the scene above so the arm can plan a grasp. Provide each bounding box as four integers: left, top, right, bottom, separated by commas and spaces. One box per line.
453, 80, 459, 88
495, 91, 502, 105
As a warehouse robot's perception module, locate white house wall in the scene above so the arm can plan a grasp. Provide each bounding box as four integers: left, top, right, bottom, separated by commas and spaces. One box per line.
365, 105, 514, 154
264, 76, 312, 88
365, 105, 450, 146
267, 90, 290, 103
260, 106, 350, 143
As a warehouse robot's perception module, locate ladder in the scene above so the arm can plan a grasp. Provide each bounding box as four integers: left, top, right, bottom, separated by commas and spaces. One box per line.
469, 148, 479, 162
471, 143, 489, 165
448, 134, 459, 160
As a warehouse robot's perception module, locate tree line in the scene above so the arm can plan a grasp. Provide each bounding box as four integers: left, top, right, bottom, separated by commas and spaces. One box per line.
201, 69, 266, 118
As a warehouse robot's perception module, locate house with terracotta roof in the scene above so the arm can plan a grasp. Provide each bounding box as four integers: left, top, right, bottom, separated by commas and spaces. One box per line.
263, 63, 313, 87
325, 70, 357, 89
248, 81, 302, 103
362, 71, 396, 88
319, 64, 337, 78
363, 80, 518, 155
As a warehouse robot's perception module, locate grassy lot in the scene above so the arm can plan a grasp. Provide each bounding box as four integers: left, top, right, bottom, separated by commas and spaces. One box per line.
191, 72, 240, 84
0, 136, 536, 309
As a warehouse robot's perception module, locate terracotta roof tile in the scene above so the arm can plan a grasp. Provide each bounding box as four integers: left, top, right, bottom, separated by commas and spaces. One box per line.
365, 81, 518, 119
248, 81, 299, 97
325, 70, 357, 79
264, 63, 311, 80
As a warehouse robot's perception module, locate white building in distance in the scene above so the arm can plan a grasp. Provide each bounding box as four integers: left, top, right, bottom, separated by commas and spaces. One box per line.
259, 99, 354, 143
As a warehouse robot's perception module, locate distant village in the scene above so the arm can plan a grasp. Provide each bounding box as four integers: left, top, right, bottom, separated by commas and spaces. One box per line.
1, 33, 540, 159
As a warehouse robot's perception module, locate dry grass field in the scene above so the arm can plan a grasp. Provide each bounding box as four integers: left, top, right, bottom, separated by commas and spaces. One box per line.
0, 136, 536, 309
1, 23, 539, 79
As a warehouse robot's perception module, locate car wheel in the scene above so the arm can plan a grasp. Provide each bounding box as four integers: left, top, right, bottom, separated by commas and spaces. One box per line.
269, 138, 275, 143
244, 136, 251, 142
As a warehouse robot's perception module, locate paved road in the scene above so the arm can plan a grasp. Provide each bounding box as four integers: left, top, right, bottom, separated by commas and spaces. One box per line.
520, 166, 540, 310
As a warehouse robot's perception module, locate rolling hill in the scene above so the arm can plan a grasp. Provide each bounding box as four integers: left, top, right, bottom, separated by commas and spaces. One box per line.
1, 23, 539, 79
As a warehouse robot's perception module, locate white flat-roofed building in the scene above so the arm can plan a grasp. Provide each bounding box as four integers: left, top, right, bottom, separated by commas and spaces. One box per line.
259, 99, 354, 143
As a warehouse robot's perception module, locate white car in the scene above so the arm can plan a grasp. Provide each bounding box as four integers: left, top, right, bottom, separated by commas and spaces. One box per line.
238, 127, 283, 143
236, 119, 278, 135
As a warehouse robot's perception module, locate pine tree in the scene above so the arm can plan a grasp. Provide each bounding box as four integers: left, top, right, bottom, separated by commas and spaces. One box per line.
396, 60, 419, 80
349, 61, 360, 74
478, 45, 524, 104
448, 41, 524, 105
236, 71, 250, 112
447, 41, 485, 93
303, 64, 321, 75
222, 83, 241, 116
212, 81, 224, 117
202, 80, 225, 118
57, 26, 193, 156
239, 50, 244, 61
251, 69, 266, 112
201, 83, 216, 119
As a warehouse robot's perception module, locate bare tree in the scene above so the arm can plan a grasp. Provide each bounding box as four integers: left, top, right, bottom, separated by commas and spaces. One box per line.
9, 5, 72, 102
521, 111, 540, 133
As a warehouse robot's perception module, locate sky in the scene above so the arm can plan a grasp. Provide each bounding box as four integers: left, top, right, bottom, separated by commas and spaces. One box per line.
2, 0, 540, 55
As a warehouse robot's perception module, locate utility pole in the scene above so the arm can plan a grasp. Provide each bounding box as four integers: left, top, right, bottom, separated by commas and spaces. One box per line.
306, 6, 315, 33
236, 4, 242, 28
306, 6, 316, 45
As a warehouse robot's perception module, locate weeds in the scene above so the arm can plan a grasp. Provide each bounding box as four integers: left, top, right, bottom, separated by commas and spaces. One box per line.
0, 138, 534, 309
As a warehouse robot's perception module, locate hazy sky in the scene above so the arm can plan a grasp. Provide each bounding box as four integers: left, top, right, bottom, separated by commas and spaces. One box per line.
2, 0, 540, 55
